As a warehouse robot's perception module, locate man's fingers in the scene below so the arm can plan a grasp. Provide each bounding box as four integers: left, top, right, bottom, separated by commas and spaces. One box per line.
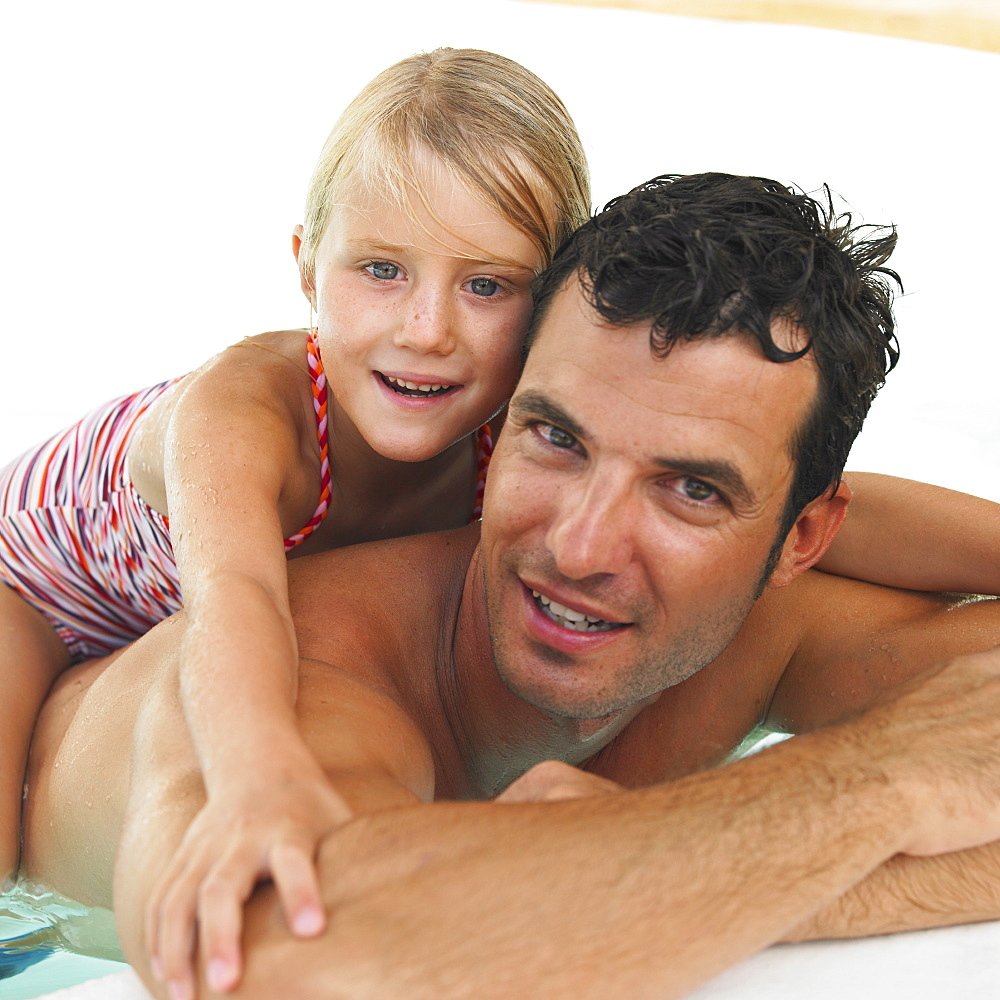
497, 760, 625, 803
270, 841, 326, 937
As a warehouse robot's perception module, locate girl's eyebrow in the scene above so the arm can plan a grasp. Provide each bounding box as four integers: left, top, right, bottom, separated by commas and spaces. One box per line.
341, 237, 536, 274
342, 238, 412, 257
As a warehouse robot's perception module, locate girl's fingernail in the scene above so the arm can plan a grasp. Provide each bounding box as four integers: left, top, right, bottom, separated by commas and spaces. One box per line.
151, 957, 164, 981
168, 979, 192, 1000
293, 907, 323, 936
208, 958, 235, 992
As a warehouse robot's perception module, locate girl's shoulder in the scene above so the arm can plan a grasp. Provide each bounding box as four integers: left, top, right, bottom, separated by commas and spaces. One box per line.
128, 329, 315, 508
141, 329, 311, 429
215, 328, 312, 393
172, 329, 313, 417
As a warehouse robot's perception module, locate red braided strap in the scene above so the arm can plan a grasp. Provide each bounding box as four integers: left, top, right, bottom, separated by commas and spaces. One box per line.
284, 329, 331, 552
471, 423, 493, 521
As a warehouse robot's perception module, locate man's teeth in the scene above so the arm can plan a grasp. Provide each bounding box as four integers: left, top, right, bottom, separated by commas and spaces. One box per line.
531, 591, 617, 632
385, 375, 453, 395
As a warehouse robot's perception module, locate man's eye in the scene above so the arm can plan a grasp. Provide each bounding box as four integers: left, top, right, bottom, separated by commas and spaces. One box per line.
469, 277, 500, 297
540, 424, 577, 449
367, 261, 400, 280
682, 478, 717, 502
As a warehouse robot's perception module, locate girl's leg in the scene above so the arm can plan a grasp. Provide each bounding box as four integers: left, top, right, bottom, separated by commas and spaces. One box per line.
0, 583, 69, 884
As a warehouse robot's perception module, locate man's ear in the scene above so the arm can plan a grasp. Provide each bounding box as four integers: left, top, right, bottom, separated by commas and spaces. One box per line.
292, 225, 316, 307
767, 479, 852, 589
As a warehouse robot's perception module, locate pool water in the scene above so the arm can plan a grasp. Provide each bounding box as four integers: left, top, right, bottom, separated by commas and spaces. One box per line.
0, 879, 126, 999
0, 952, 127, 999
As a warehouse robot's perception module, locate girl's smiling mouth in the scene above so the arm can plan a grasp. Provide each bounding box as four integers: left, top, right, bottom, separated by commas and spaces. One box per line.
376, 372, 462, 398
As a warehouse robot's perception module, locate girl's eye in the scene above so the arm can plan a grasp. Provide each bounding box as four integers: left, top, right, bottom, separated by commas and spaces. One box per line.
539, 424, 578, 450
367, 261, 400, 280
469, 277, 500, 297
680, 478, 717, 503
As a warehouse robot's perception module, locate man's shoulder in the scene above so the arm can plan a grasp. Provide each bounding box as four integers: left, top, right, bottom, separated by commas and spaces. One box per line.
286, 524, 480, 660
768, 571, 1000, 733
588, 570, 883, 783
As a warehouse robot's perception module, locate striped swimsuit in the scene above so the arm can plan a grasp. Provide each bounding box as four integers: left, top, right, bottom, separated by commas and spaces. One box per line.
0, 332, 493, 662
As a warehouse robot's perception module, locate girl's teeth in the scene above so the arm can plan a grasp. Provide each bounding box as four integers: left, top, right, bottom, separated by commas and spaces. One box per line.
387, 376, 452, 394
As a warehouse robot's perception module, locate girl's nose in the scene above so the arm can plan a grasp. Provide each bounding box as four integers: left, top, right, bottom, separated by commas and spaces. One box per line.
393, 285, 457, 356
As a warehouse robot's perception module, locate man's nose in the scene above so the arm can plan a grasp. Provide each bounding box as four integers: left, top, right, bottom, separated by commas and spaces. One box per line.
393, 283, 457, 355
545, 473, 636, 580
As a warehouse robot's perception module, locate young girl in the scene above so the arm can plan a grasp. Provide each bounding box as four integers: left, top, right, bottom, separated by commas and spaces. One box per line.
0, 46, 589, 994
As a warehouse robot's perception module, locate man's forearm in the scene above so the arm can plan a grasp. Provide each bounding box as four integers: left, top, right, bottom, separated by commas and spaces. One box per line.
227, 734, 922, 1000
227, 651, 1000, 1000
787, 841, 1000, 942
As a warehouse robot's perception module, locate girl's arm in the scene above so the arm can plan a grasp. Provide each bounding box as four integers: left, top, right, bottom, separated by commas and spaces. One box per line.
136, 342, 345, 996
111, 630, 436, 1000
817, 472, 1000, 595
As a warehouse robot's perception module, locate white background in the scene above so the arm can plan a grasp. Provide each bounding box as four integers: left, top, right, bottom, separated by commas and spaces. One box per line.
3, 0, 997, 500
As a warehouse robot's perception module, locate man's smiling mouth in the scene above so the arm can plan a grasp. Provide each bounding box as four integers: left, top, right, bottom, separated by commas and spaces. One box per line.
531, 590, 624, 633
380, 373, 457, 397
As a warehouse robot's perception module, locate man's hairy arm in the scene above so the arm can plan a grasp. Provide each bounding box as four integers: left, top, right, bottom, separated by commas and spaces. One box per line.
768, 574, 1000, 940
786, 843, 1000, 942
123, 645, 1000, 1000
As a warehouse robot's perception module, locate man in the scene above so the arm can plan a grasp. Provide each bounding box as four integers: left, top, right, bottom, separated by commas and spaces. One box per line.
20, 173, 1000, 1000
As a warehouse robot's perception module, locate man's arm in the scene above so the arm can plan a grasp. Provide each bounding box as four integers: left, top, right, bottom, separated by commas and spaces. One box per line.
818, 473, 1000, 595
785, 842, 1000, 942
765, 575, 1000, 940
516, 574, 1000, 949
117, 645, 1000, 1000
769, 574, 1000, 735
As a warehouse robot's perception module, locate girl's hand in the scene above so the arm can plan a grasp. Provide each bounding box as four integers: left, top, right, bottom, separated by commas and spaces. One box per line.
145, 766, 352, 1000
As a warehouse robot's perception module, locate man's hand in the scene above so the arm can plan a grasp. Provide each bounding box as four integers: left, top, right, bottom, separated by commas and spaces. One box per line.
146, 763, 352, 1000
496, 760, 626, 803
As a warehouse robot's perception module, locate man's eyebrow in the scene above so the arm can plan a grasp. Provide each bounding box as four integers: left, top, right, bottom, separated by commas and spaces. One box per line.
511, 391, 756, 506
509, 391, 586, 440
652, 456, 755, 507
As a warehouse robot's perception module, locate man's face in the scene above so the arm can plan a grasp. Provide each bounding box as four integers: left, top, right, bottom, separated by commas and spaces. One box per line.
480, 280, 818, 720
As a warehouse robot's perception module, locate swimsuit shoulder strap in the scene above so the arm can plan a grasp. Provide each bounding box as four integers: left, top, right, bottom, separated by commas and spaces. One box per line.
284, 329, 331, 552
470, 423, 493, 521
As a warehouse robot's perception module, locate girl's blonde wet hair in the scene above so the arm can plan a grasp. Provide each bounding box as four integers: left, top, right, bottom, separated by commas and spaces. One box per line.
298, 48, 591, 280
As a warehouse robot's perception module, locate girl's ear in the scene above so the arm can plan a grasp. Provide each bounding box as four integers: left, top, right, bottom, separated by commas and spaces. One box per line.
767, 479, 852, 589
292, 225, 316, 307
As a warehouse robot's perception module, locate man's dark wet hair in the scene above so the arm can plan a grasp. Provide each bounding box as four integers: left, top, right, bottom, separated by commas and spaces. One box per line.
527, 172, 901, 545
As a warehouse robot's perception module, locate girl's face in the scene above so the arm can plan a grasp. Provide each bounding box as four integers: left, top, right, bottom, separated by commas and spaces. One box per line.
298, 153, 544, 464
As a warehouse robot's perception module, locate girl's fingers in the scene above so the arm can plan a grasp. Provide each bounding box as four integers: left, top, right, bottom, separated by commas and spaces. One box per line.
154, 867, 202, 1000
145, 797, 340, 995
269, 840, 326, 937
197, 847, 263, 994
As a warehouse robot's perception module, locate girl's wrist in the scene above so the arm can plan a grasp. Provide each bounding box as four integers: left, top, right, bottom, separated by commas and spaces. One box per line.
200, 721, 319, 792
